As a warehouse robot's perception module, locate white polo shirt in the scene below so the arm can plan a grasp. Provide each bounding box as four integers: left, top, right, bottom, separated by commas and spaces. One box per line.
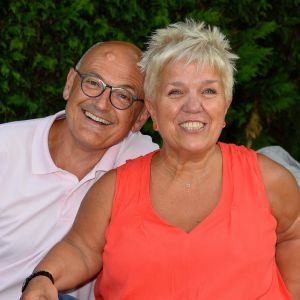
0, 111, 158, 300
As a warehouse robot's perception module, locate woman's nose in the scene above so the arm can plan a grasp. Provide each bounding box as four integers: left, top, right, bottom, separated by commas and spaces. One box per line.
183, 93, 204, 112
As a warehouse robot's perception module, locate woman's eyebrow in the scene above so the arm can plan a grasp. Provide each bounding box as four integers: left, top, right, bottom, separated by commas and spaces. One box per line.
167, 79, 220, 86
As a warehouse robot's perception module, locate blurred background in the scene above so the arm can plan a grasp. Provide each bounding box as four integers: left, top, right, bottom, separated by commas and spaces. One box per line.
1, 0, 299, 159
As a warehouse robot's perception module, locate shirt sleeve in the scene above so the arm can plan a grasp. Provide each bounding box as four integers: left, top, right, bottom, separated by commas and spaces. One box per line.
113, 131, 159, 168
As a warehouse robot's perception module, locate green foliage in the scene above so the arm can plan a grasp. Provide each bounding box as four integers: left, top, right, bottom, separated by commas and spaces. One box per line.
0, 0, 299, 159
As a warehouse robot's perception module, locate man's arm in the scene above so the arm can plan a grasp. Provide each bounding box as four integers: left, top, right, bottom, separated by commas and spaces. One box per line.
258, 154, 300, 299
20, 169, 117, 299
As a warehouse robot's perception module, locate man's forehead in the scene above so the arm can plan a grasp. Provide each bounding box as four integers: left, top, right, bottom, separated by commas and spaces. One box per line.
105, 51, 117, 61
89, 43, 140, 61
82, 46, 142, 79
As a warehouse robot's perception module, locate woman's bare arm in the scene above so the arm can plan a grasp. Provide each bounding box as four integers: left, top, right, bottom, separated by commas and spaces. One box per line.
258, 154, 300, 299
20, 169, 117, 299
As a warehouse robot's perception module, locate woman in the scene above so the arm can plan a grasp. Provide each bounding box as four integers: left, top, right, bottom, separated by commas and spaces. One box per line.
20, 20, 300, 300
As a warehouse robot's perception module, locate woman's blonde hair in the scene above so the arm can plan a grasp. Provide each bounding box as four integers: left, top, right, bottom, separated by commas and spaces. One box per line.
139, 19, 239, 102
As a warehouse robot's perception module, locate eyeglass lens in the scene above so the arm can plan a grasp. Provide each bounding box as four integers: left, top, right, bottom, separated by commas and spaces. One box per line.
81, 75, 134, 110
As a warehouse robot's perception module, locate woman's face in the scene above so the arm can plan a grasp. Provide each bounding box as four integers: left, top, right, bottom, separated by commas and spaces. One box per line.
146, 60, 231, 154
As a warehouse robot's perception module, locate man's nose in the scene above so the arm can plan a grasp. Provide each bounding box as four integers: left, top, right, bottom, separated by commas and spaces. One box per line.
94, 87, 111, 109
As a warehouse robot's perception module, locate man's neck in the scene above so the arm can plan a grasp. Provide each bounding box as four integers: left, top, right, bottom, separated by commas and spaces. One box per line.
48, 119, 107, 180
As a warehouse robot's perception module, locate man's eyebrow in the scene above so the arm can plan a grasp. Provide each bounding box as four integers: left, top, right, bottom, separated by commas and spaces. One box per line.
82, 71, 103, 78
81, 70, 139, 93
116, 84, 137, 92
77, 70, 102, 80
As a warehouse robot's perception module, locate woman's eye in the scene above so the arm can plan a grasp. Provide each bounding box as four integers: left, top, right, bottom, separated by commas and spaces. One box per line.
167, 89, 183, 96
202, 88, 217, 98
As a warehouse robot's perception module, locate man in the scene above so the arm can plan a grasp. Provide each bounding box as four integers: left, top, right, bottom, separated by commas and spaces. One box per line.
0, 41, 158, 300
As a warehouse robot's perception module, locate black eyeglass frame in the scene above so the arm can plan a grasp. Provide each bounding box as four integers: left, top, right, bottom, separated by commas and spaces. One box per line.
74, 68, 144, 110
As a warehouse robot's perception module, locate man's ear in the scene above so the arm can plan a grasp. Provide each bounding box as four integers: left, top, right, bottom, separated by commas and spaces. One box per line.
63, 68, 76, 101
131, 104, 150, 132
144, 99, 156, 123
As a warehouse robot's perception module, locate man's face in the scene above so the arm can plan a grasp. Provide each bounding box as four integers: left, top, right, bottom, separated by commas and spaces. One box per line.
63, 43, 147, 152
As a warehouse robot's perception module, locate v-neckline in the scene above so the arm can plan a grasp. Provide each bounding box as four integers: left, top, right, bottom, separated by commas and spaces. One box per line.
144, 143, 231, 235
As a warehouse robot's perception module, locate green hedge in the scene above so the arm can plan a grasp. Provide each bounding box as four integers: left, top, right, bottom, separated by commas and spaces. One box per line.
1, 0, 299, 159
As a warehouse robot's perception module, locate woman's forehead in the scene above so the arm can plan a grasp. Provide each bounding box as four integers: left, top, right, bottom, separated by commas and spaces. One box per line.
161, 60, 221, 80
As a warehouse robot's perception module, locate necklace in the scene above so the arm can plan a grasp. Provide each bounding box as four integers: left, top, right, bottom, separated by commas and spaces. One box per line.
159, 160, 195, 190
185, 183, 192, 189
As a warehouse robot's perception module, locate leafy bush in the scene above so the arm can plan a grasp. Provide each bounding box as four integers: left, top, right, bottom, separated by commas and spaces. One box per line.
1, 0, 299, 159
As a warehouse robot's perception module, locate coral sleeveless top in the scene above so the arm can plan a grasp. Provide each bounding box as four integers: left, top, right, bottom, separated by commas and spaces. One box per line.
94, 143, 291, 300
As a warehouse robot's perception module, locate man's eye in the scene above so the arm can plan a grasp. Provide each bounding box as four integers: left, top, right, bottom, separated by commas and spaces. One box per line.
119, 93, 130, 101
114, 90, 132, 103
85, 78, 101, 88
87, 80, 99, 86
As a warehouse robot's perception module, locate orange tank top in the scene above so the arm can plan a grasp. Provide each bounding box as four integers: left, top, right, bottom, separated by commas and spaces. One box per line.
95, 142, 291, 300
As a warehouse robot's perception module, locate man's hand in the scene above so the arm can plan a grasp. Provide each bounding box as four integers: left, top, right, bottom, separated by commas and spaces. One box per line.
20, 276, 58, 300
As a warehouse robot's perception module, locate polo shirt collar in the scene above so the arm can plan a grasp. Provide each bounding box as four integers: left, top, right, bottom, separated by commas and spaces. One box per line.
31, 111, 63, 175
31, 110, 122, 179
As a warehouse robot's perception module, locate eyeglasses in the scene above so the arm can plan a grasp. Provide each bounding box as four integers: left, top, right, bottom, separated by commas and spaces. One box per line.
74, 68, 144, 110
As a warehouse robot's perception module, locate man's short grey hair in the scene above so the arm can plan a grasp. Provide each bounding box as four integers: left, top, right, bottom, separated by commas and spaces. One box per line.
139, 19, 239, 102
75, 42, 104, 69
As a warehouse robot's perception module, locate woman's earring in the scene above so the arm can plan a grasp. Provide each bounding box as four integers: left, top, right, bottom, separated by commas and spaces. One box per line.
222, 121, 226, 128
153, 122, 158, 130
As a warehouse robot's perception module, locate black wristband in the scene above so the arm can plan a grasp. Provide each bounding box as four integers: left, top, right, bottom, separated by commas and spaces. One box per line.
21, 270, 54, 293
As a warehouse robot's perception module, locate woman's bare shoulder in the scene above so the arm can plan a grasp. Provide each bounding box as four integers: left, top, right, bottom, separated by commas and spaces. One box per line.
257, 153, 300, 236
